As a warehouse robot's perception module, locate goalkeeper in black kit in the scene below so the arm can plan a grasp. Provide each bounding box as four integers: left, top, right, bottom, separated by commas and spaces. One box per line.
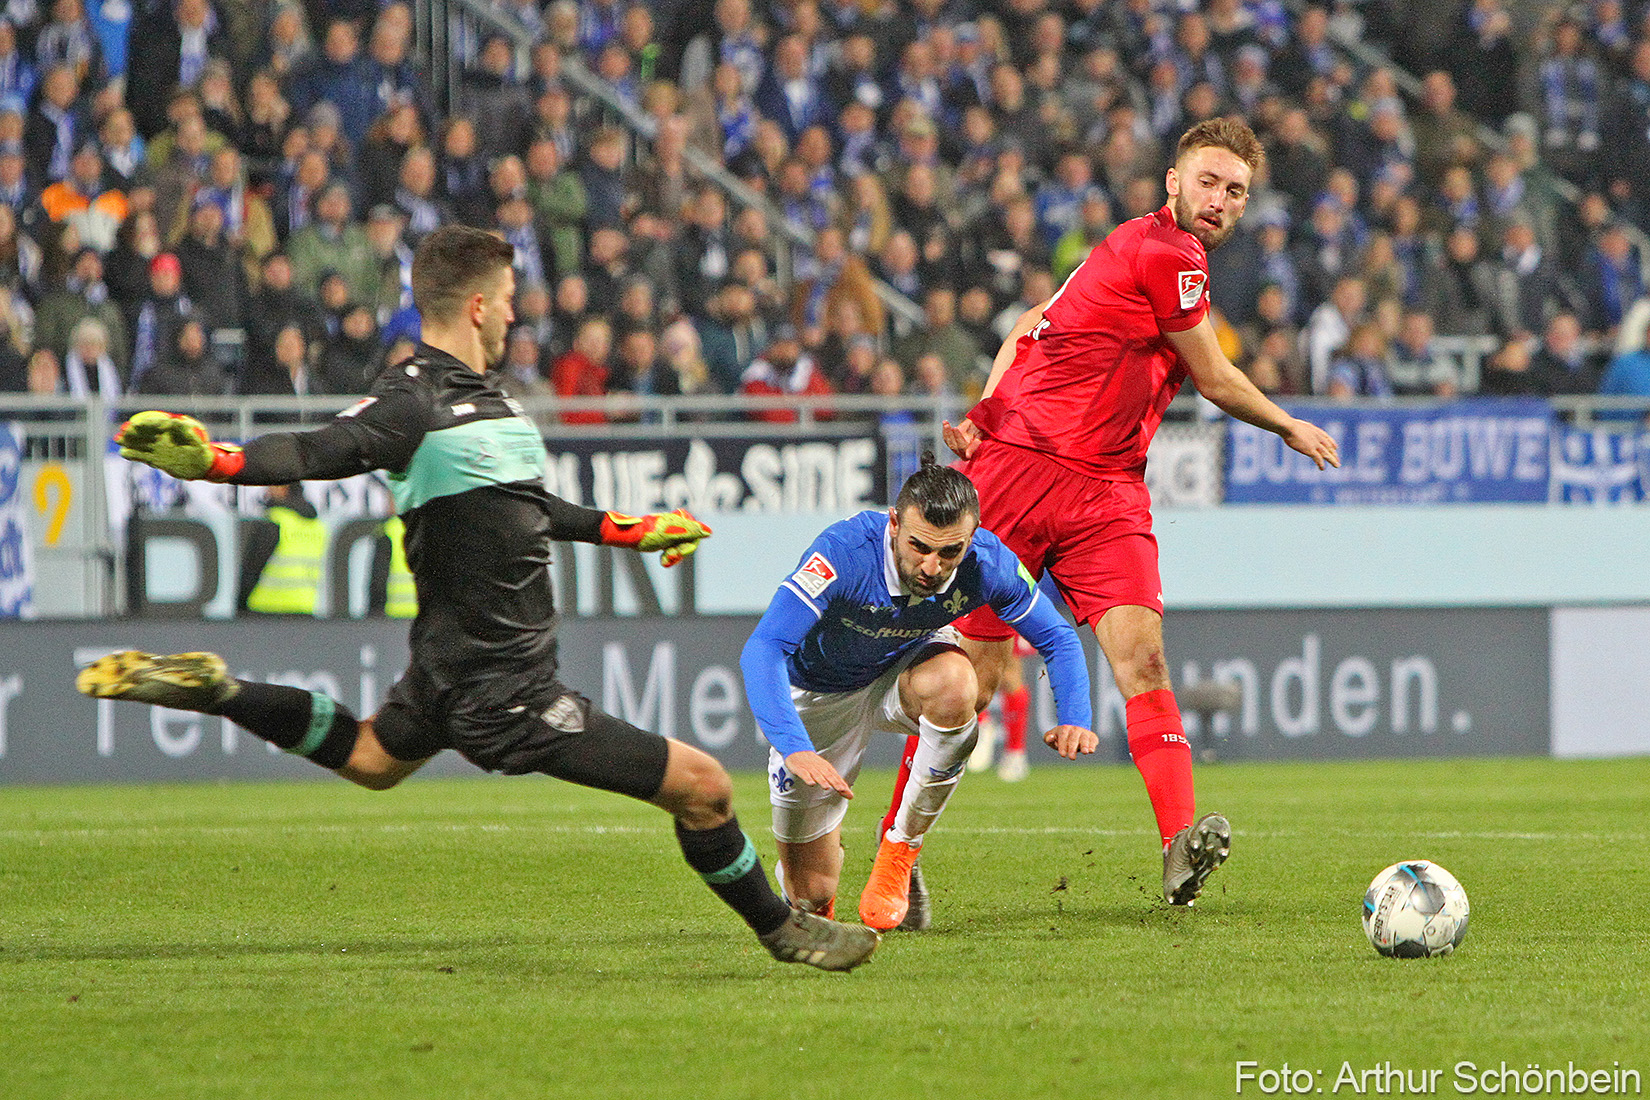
78, 224, 879, 972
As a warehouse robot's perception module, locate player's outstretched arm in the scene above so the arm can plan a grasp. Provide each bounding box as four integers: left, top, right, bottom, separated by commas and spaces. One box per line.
1165, 318, 1341, 470
117, 390, 429, 486
599, 509, 712, 567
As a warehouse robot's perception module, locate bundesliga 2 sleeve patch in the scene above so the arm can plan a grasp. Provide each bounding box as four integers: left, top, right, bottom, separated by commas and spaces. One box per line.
1178, 270, 1207, 310
790, 552, 838, 599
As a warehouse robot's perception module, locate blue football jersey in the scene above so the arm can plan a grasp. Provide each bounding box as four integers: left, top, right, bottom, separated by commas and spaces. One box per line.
779, 511, 1037, 691
741, 510, 1092, 757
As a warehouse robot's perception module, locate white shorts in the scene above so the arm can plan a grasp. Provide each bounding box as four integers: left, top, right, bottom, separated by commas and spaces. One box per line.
768, 627, 962, 844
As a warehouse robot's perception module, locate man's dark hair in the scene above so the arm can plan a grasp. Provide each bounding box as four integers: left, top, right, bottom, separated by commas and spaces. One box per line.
411, 225, 515, 322
893, 451, 979, 528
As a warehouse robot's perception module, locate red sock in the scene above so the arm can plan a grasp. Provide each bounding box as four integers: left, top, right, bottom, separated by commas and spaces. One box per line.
880, 733, 919, 839
1001, 685, 1029, 753
1126, 688, 1195, 846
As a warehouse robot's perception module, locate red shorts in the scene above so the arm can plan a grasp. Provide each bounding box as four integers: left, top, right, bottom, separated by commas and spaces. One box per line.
955, 437, 1162, 640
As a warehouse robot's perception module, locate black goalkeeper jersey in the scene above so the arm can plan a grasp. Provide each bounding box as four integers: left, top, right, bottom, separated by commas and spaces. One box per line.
231, 343, 603, 697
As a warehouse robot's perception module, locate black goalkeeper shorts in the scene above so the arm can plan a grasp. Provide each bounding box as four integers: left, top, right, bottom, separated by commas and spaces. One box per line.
372, 667, 670, 801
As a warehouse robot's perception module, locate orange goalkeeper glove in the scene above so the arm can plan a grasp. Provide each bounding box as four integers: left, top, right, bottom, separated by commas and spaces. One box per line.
115, 411, 245, 481
599, 509, 712, 567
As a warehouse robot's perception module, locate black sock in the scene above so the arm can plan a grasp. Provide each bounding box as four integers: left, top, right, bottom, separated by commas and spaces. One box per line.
211, 681, 360, 769
675, 817, 792, 936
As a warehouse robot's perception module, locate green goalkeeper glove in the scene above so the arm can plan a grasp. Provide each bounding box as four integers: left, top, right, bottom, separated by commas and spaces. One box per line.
599, 509, 712, 567
115, 411, 245, 481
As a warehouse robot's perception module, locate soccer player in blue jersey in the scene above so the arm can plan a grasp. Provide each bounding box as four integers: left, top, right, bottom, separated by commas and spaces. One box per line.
742, 455, 1099, 932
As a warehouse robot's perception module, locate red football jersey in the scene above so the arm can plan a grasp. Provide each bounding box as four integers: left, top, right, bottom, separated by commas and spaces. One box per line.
982, 204, 1208, 480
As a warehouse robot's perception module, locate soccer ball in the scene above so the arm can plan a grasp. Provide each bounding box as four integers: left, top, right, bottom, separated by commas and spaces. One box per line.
1361, 860, 1470, 958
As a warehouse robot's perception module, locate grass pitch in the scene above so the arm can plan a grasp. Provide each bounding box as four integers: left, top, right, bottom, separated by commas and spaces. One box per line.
2, 757, 1647, 1100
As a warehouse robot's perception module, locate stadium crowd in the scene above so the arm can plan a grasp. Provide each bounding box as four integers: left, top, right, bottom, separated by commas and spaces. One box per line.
2, 0, 1650, 413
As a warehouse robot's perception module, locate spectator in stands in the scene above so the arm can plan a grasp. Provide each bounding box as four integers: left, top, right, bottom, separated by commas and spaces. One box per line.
255, 0, 312, 81
651, 318, 716, 404
272, 144, 327, 240
891, 284, 981, 397
96, 105, 145, 191
197, 58, 243, 149
173, 196, 246, 340
672, 184, 730, 316
1527, 311, 1605, 396
240, 70, 293, 185
546, 271, 587, 359
555, 314, 615, 423
0, 293, 24, 390
1423, 225, 1498, 339
356, 100, 422, 214
436, 115, 488, 225
363, 202, 412, 329
459, 32, 533, 162
136, 314, 228, 395
24, 63, 85, 184
38, 139, 125, 252
192, 146, 276, 285
1303, 273, 1365, 394
616, 323, 669, 398
1326, 322, 1394, 400
1580, 221, 1644, 337
1294, 194, 1357, 312
244, 249, 323, 367
391, 144, 449, 244
695, 279, 761, 393
496, 324, 553, 401
1490, 219, 1566, 338
578, 125, 630, 230
531, 83, 580, 168
755, 32, 827, 143
315, 301, 378, 394
60, 314, 121, 396
0, 19, 37, 112
680, 0, 764, 98
287, 181, 373, 303
151, 113, 218, 242
364, 9, 431, 135
522, 133, 586, 279
125, 0, 227, 140
284, 17, 377, 147
1535, 16, 1601, 181
739, 323, 832, 422
1410, 70, 1480, 192
238, 320, 314, 396
0, 140, 36, 219
104, 208, 158, 325
1447, 0, 1519, 128
1387, 309, 1457, 397
126, 251, 192, 391
1480, 335, 1539, 396
792, 223, 882, 344
36, 245, 127, 377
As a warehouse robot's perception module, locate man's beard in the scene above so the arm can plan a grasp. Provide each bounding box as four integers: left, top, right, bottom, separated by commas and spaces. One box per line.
897, 560, 942, 596
1174, 192, 1237, 250
483, 326, 507, 370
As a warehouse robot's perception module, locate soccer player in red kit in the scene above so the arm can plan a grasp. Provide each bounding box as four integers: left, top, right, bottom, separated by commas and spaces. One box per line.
868, 118, 1340, 926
